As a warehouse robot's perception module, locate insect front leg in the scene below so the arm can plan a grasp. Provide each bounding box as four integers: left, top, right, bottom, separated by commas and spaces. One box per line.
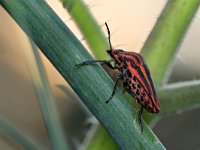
106, 74, 123, 104
76, 60, 115, 69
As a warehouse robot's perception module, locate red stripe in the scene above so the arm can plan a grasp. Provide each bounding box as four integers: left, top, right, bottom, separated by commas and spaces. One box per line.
126, 62, 149, 93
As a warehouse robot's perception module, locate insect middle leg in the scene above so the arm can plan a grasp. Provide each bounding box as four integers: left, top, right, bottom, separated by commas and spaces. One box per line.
76, 60, 115, 69
106, 74, 123, 103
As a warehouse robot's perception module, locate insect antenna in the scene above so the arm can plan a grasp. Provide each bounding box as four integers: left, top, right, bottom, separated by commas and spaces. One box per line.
105, 22, 112, 50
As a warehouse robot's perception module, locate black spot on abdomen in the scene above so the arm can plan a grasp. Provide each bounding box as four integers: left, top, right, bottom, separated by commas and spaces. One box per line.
126, 69, 132, 78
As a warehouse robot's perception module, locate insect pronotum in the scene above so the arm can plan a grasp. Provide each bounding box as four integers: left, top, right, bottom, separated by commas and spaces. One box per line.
76, 23, 160, 132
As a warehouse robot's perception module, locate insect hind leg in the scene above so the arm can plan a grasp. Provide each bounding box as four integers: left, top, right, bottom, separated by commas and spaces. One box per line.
137, 106, 144, 133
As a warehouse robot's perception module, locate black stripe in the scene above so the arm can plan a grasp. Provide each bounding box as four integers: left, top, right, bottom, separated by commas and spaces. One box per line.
128, 59, 151, 94
143, 64, 157, 102
127, 52, 144, 64
137, 67, 151, 94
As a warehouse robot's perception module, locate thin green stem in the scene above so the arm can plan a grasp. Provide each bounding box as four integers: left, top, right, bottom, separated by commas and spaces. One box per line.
0, 118, 40, 150
61, 0, 109, 59
159, 81, 200, 115
24, 39, 69, 150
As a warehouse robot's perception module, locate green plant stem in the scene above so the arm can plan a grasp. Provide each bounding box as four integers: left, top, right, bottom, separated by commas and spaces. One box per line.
141, 0, 200, 86
0, 0, 165, 149
60, 0, 109, 59
25, 39, 69, 150
159, 81, 200, 115
0, 118, 40, 150
80, 124, 120, 150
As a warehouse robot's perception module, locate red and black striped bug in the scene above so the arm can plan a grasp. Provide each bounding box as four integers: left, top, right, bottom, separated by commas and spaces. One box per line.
76, 23, 160, 132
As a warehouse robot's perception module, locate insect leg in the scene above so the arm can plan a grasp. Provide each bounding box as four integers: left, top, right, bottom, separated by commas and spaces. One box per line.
76, 60, 115, 69
106, 74, 123, 103
122, 73, 128, 94
137, 106, 144, 133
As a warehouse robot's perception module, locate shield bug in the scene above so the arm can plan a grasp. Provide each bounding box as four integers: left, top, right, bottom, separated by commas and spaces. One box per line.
76, 23, 160, 132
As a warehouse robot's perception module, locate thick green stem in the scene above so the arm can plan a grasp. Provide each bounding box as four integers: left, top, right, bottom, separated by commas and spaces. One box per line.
0, 0, 165, 149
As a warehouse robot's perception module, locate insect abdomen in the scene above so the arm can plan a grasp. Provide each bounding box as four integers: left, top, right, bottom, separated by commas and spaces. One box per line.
123, 66, 159, 113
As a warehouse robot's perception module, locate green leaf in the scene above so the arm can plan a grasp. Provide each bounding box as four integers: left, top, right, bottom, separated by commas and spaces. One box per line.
0, 0, 165, 149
